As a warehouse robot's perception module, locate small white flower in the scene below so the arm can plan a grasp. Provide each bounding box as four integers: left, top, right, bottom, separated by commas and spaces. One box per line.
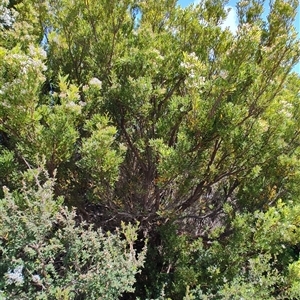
59, 92, 67, 98
219, 70, 228, 79
89, 77, 102, 89
189, 71, 196, 78
180, 61, 187, 68
82, 84, 89, 92
199, 76, 206, 84
32, 274, 41, 283
189, 52, 198, 60
66, 101, 76, 107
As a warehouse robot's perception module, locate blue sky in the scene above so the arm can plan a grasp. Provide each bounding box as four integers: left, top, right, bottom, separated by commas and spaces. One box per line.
178, 0, 300, 73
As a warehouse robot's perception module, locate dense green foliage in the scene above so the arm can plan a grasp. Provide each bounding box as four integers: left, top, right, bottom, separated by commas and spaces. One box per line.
0, 0, 300, 298
0, 165, 146, 299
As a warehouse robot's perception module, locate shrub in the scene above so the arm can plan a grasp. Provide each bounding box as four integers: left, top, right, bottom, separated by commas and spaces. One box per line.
0, 166, 146, 299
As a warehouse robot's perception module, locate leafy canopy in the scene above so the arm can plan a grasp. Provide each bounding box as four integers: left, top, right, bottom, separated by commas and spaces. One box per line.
0, 0, 300, 298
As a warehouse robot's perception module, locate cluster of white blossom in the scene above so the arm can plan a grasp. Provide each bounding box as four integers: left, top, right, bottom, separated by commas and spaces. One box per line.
4, 265, 42, 289
5, 265, 24, 286
0, 49, 47, 99
89, 77, 102, 89
237, 22, 252, 32
20, 57, 47, 76
28, 44, 47, 60
237, 0, 250, 7
0, 78, 22, 101
257, 118, 269, 133
150, 48, 164, 61
279, 100, 293, 118
0, 0, 17, 29
147, 48, 165, 72
237, 23, 261, 42
65, 100, 83, 114
165, 24, 178, 36
180, 52, 199, 69
3, 46, 47, 82
180, 52, 206, 90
